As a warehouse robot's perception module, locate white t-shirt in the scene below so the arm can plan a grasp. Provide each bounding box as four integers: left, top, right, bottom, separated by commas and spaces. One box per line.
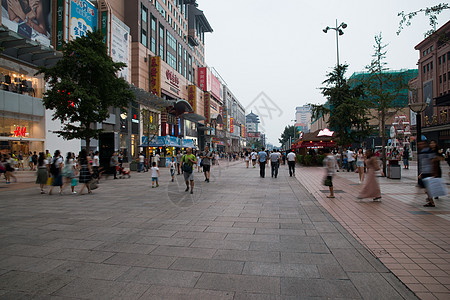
250, 152, 257, 160
151, 166, 159, 178
139, 155, 145, 163
93, 155, 99, 167
347, 150, 355, 162
287, 152, 296, 161
324, 155, 336, 176
54, 157, 63, 168
270, 152, 281, 162
169, 161, 176, 170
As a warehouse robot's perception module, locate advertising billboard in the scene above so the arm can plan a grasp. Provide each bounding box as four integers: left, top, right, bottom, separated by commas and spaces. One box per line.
187, 85, 197, 112
150, 56, 161, 97
110, 15, 130, 82
210, 73, 222, 100
198, 67, 210, 91
70, 0, 97, 40
1, 0, 52, 46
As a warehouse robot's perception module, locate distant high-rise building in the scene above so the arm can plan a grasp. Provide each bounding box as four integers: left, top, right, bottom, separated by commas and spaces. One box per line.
295, 105, 312, 131
246, 111, 260, 133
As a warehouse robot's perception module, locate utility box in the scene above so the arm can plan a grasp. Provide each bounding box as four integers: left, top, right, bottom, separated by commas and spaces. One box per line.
387, 160, 401, 179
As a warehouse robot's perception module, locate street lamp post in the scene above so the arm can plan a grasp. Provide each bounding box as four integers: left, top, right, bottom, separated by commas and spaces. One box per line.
323, 20, 347, 66
409, 102, 427, 184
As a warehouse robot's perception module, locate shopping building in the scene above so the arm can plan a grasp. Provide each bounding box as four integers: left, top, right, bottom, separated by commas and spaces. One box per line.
414, 20, 450, 148
295, 105, 312, 132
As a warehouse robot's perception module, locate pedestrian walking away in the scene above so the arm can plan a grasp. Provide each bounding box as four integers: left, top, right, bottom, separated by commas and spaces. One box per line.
357, 149, 383, 201
402, 146, 410, 169
244, 150, 250, 168
78, 149, 93, 195
287, 150, 296, 177
138, 152, 145, 172
257, 147, 268, 178
169, 156, 176, 182
35, 152, 48, 194
62, 152, 77, 194
251, 150, 257, 168
151, 161, 160, 188
323, 148, 336, 198
347, 148, 355, 172
176, 150, 183, 175
201, 145, 213, 182
182, 147, 197, 194
48, 150, 63, 195
92, 151, 100, 178
270, 150, 281, 178
418, 140, 437, 207
110, 152, 119, 179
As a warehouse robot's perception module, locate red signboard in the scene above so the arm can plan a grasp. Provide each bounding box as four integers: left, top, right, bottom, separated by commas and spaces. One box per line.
230, 117, 233, 133
13, 126, 27, 138
204, 92, 211, 124
198, 67, 208, 91
247, 132, 260, 138
211, 73, 221, 100
166, 69, 179, 87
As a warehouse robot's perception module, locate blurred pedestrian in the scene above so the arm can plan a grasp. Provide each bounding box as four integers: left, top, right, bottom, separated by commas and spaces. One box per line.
356, 148, 365, 183
48, 150, 63, 195
287, 150, 296, 177
418, 140, 436, 207
151, 161, 160, 188
357, 149, 383, 201
270, 150, 281, 178
182, 147, 197, 194
169, 156, 176, 182
323, 148, 336, 198
78, 149, 93, 195
62, 152, 77, 194
402, 146, 410, 169
35, 152, 48, 194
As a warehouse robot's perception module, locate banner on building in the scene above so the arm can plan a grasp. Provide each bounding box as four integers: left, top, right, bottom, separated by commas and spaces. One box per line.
150, 56, 161, 96
247, 132, 261, 138
211, 73, 222, 100
70, 0, 98, 40
230, 117, 234, 133
1, 0, 52, 46
56, 0, 65, 50
222, 106, 227, 129
111, 15, 130, 82
188, 85, 197, 112
204, 92, 211, 124
101, 11, 108, 44
198, 67, 210, 91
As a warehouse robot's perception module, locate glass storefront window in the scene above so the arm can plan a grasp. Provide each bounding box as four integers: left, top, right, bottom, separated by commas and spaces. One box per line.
0, 58, 44, 98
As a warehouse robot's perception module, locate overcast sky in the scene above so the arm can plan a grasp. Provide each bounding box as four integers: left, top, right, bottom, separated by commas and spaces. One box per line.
196, 0, 450, 146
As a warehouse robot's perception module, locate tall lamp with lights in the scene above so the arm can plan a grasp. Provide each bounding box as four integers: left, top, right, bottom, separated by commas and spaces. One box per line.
408, 102, 427, 183
323, 20, 347, 67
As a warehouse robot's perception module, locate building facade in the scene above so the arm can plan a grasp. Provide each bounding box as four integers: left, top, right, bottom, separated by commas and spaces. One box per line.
295, 105, 311, 132
414, 20, 450, 148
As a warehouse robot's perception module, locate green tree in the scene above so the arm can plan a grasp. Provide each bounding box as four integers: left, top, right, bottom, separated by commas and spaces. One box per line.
362, 34, 409, 175
397, 3, 450, 37
310, 64, 372, 151
37, 30, 134, 150
279, 125, 297, 147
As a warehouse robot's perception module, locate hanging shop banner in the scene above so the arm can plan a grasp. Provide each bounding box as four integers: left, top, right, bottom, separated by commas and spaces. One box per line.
101, 11, 108, 44
56, 0, 65, 50
198, 67, 210, 91
204, 92, 211, 124
230, 117, 234, 133
111, 15, 130, 82
211, 73, 222, 101
222, 105, 227, 129
150, 56, 161, 97
1, 0, 52, 46
188, 85, 197, 112
70, 0, 98, 40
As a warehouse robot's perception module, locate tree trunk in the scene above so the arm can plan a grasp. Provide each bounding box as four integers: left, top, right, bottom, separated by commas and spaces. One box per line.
84, 122, 90, 152
381, 109, 386, 176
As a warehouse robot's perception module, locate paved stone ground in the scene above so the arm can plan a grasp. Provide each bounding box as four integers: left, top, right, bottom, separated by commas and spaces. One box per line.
0, 161, 416, 299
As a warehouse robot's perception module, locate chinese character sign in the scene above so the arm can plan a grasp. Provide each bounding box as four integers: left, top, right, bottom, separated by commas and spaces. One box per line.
70, 0, 98, 40
204, 92, 211, 124
188, 85, 197, 112
230, 117, 234, 133
150, 56, 161, 97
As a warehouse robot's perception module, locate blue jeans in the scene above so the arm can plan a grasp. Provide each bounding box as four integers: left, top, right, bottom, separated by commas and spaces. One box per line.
139, 162, 144, 172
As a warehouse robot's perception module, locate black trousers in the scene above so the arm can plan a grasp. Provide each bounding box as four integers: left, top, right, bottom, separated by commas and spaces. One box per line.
271, 162, 279, 177
259, 161, 266, 178
288, 161, 295, 176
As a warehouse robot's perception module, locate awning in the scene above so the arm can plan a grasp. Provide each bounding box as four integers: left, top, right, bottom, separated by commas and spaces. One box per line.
130, 85, 173, 109
211, 113, 223, 125
169, 99, 194, 115
183, 112, 206, 122
0, 25, 62, 67
436, 94, 450, 106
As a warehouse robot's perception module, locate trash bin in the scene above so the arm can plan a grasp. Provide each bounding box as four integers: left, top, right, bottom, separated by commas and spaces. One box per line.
387, 160, 401, 179
158, 157, 166, 168
129, 161, 138, 171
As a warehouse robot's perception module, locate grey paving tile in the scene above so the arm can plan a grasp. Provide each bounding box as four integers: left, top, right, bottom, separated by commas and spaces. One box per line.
43, 238, 104, 250
104, 253, 176, 268
190, 239, 251, 250
0, 256, 65, 273
173, 231, 227, 240
281, 278, 360, 298
136, 236, 194, 247
93, 242, 157, 254
233, 293, 282, 300
151, 245, 216, 259
84, 232, 143, 243
195, 273, 280, 294
213, 249, 280, 263
381, 273, 419, 299
117, 266, 202, 287
242, 261, 320, 278
254, 228, 306, 236
0, 244, 60, 258
320, 233, 354, 249
140, 285, 234, 300
225, 233, 280, 243
49, 261, 130, 280
205, 226, 256, 234
170, 257, 244, 274
249, 241, 311, 253
134, 229, 178, 237
317, 263, 349, 279
281, 252, 337, 265
332, 249, 377, 273
0, 270, 74, 295
348, 272, 405, 300
52, 277, 148, 300
38, 230, 96, 240
44, 249, 115, 263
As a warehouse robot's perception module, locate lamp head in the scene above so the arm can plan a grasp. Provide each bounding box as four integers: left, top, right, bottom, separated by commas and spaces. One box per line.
338, 29, 344, 36
341, 22, 347, 29
323, 27, 329, 33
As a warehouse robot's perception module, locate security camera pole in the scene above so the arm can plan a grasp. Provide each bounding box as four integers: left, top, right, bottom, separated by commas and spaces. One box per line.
323, 20, 347, 67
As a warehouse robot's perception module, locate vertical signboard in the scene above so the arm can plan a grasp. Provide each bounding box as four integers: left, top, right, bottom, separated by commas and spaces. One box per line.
423, 80, 433, 126
204, 92, 211, 124
150, 56, 161, 97
230, 117, 234, 133
222, 105, 227, 129
188, 85, 197, 112
56, 0, 65, 50
110, 15, 130, 82
1, 0, 52, 46
211, 73, 222, 100
101, 11, 108, 44
70, 0, 98, 40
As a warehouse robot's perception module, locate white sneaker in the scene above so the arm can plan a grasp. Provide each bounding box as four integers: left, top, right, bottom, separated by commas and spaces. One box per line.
72, 191, 77, 194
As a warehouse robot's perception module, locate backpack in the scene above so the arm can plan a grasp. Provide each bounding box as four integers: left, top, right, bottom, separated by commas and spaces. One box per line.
181, 155, 193, 173
50, 158, 59, 176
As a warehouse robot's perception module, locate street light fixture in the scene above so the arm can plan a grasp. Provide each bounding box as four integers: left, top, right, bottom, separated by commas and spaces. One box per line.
323, 20, 347, 66
408, 102, 427, 184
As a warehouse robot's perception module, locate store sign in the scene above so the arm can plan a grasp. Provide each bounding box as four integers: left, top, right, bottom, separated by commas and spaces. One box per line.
211, 73, 222, 101
56, 0, 65, 50
198, 67, 210, 91
13, 126, 27, 138
101, 11, 108, 44
150, 56, 161, 96
70, 0, 97, 40
166, 70, 179, 87
204, 92, 211, 124
1, 0, 52, 46
187, 85, 197, 112
230, 117, 234, 133
111, 15, 130, 82
247, 132, 260, 138
223, 106, 227, 129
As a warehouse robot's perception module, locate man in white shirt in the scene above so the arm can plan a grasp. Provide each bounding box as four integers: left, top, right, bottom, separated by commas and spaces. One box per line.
346, 148, 355, 172
93, 151, 100, 178
250, 150, 258, 168
269, 150, 281, 178
287, 150, 296, 177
